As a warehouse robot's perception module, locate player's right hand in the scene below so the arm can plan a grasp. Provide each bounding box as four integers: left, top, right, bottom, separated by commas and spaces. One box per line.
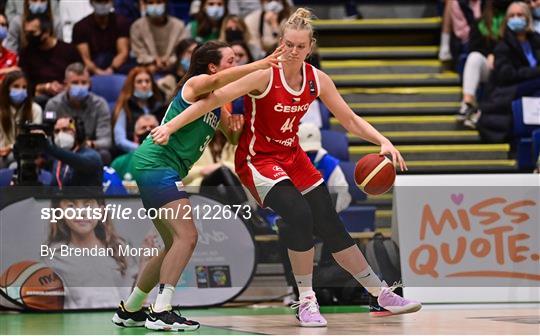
255, 44, 287, 70
150, 124, 171, 145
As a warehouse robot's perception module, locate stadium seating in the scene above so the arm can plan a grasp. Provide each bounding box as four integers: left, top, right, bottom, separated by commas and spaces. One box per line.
91, 74, 126, 106
339, 205, 377, 232
321, 129, 350, 161
512, 98, 540, 170
338, 161, 367, 202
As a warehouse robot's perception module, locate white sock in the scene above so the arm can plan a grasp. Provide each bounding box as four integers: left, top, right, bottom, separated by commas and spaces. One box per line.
439, 32, 452, 61
294, 273, 314, 301
124, 287, 148, 312
353, 266, 383, 297
154, 284, 175, 312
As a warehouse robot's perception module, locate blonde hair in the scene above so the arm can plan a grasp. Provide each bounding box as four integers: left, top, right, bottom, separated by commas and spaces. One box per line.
501, 1, 534, 36
281, 8, 316, 44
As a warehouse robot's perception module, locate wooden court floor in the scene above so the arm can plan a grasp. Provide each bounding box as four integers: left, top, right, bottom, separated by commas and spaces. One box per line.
195, 306, 539, 335
0, 304, 538, 334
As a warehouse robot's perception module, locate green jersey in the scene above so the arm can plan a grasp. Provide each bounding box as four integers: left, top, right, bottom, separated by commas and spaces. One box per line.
133, 86, 221, 178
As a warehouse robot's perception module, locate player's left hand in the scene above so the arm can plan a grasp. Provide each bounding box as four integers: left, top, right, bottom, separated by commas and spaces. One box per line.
380, 140, 407, 172
227, 114, 244, 132
150, 124, 171, 145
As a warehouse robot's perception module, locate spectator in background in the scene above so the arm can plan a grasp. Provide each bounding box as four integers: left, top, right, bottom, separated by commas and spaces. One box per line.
112, 66, 165, 153
0, 70, 42, 169
111, 114, 159, 181
72, 0, 130, 75
477, 1, 540, 140
231, 41, 254, 66
298, 123, 351, 214
219, 14, 264, 59
228, 0, 261, 17
458, 0, 507, 126
245, 0, 291, 56
173, 38, 200, 81
188, 0, 228, 43
58, 0, 93, 43
19, 16, 80, 105
45, 63, 112, 164
530, 0, 540, 32
41, 117, 103, 187
114, 0, 142, 24
130, 0, 187, 75
0, 14, 19, 81
155, 38, 200, 99
4, 0, 59, 23
448, 0, 483, 63
5, 0, 63, 52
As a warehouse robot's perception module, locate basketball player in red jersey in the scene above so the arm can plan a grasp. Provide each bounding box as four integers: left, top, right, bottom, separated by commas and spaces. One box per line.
151, 7, 421, 327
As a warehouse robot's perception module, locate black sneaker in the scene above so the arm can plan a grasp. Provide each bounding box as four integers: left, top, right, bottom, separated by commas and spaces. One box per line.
368, 293, 392, 317
145, 305, 200, 331
111, 301, 148, 327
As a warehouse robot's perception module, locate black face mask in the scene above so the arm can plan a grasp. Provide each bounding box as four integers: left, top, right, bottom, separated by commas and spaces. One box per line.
138, 131, 151, 144
225, 29, 244, 43
26, 32, 43, 46
493, 0, 512, 11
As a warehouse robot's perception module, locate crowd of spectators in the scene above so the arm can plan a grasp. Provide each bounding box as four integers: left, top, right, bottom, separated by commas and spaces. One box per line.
1, 0, 539, 191
0, 0, 310, 189
440, 0, 540, 171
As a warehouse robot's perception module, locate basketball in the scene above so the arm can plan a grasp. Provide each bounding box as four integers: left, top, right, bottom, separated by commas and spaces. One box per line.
0, 260, 64, 310
354, 154, 396, 195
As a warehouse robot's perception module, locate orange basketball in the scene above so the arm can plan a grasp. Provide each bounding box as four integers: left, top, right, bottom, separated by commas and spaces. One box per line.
0, 260, 64, 310
354, 154, 396, 195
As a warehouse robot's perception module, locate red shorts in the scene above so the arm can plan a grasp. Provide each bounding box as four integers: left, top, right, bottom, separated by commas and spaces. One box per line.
235, 146, 324, 206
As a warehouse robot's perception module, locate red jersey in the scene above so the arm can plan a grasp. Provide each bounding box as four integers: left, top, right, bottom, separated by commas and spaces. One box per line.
0, 47, 18, 81
237, 62, 320, 158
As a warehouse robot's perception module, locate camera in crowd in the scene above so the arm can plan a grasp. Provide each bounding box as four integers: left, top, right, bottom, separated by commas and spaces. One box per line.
13, 111, 57, 185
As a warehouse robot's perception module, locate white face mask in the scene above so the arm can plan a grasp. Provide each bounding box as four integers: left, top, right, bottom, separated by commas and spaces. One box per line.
205, 5, 224, 20
55, 131, 75, 150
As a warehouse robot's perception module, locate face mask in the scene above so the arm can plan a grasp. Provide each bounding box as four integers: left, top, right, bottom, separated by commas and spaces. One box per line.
28, 1, 48, 14
225, 28, 244, 43
180, 57, 190, 71
92, 2, 113, 16
138, 130, 151, 144
9, 88, 28, 104
134, 89, 153, 100
26, 32, 43, 46
0, 26, 7, 41
206, 5, 224, 20
264, 1, 284, 13
69, 84, 90, 101
533, 7, 540, 19
54, 131, 75, 150
507, 16, 527, 32
146, 4, 166, 17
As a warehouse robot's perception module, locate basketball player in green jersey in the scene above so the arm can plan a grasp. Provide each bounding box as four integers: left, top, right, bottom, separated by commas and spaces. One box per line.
112, 41, 285, 331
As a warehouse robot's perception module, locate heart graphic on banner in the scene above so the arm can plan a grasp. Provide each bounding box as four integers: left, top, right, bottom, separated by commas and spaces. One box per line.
451, 193, 464, 205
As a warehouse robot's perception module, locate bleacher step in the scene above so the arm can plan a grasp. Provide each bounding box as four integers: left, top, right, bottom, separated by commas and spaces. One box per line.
322, 59, 444, 75
338, 86, 461, 103
314, 18, 441, 47
330, 72, 460, 87
349, 144, 511, 161
349, 101, 459, 116
331, 115, 465, 132
319, 46, 439, 59
348, 130, 480, 144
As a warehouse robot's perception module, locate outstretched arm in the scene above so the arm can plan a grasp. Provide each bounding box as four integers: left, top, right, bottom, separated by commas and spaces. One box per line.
317, 70, 407, 171
151, 70, 269, 144
183, 45, 285, 102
